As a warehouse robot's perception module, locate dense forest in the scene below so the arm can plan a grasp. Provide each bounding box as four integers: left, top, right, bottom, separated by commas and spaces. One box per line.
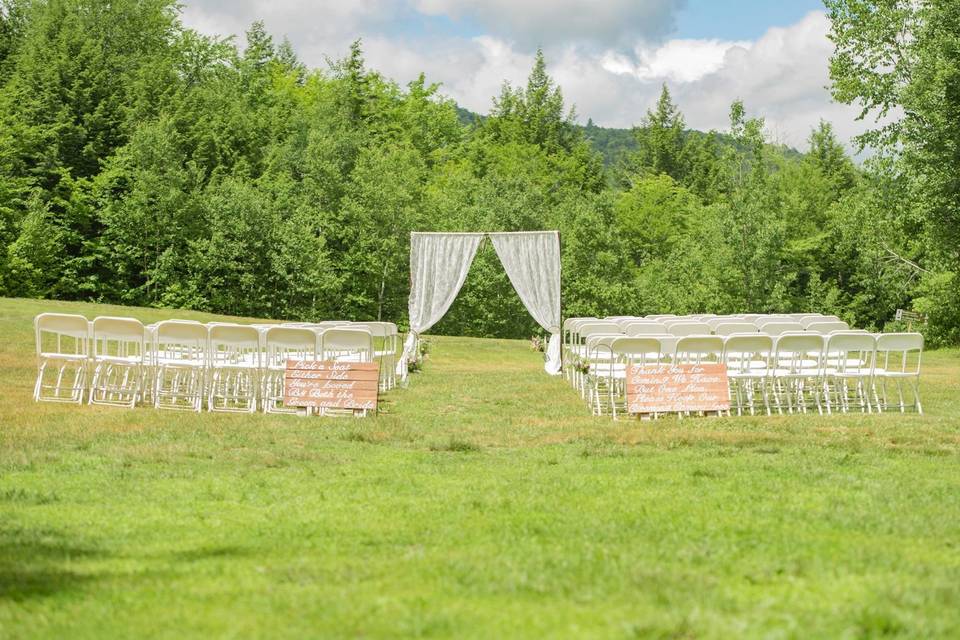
0, 0, 957, 344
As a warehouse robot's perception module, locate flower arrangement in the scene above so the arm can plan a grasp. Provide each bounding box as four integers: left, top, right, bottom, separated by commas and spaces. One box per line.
571, 357, 590, 375
530, 335, 545, 352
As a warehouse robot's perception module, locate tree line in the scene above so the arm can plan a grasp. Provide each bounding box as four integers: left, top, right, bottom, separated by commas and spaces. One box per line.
0, 0, 955, 344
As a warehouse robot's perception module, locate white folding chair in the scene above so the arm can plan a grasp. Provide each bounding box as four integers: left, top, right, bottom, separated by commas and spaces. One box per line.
608, 337, 665, 420
674, 336, 724, 365
562, 317, 599, 384
153, 320, 208, 412
723, 334, 774, 416
208, 323, 261, 412
873, 333, 923, 414
584, 335, 620, 415
33, 313, 90, 404
89, 316, 146, 408
351, 323, 396, 390
262, 327, 318, 415
569, 322, 622, 392
322, 328, 374, 363
770, 333, 825, 414
823, 332, 876, 414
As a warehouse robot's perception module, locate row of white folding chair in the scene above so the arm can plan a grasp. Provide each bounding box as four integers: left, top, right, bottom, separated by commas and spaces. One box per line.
580, 332, 922, 418
565, 318, 853, 382
34, 314, 382, 413
260, 320, 399, 390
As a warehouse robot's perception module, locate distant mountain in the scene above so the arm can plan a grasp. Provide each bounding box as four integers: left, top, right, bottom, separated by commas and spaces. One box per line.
454, 107, 802, 167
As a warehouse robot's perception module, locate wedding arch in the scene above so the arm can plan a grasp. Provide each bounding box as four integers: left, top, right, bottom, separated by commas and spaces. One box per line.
396, 231, 562, 379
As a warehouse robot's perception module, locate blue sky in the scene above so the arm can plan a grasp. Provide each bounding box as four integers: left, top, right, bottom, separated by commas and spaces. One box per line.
676, 0, 826, 40
181, 1, 867, 149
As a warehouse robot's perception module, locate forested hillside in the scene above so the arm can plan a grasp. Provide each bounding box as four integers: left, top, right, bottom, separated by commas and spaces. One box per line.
0, 0, 954, 344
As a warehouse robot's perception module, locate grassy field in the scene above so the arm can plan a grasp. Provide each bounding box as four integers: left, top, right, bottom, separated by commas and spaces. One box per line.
1, 297, 959, 639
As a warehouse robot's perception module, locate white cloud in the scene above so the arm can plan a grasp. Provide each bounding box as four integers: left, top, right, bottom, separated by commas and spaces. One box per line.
602, 39, 752, 83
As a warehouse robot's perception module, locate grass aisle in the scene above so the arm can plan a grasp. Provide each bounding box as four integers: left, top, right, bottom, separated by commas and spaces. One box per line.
1, 298, 959, 638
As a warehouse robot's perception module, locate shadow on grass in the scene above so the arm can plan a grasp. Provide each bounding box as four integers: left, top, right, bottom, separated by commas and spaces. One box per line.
0, 525, 101, 601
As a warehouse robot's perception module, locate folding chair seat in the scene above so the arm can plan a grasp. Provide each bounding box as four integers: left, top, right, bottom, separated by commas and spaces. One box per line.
872, 333, 923, 413
208, 324, 261, 412
33, 313, 91, 404
714, 322, 759, 337
153, 320, 208, 412
823, 332, 876, 414
770, 333, 825, 414
723, 334, 774, 415
262, 327, 319, 415
89, 316, 146, 408
805, 321, 850, 334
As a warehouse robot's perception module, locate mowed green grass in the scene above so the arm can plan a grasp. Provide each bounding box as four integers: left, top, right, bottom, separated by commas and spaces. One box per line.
1, 298, 959, 639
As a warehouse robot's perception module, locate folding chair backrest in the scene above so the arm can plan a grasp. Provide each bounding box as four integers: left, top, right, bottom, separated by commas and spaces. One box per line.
264, 327, 318, 367
35, 313, 90, 356
577, 322, 622, 339
755, 316, 793, 327
91, 317, 145, 358
155, 320, 208, 363
622, 322, 666, 336
723, 334, 773, 373
760, 322, 804, 336
674, 335, 724, 364
774, 333, 824, 371
611, 337, 663, 367
209, 324, 261, 367
706, 317, 738, 330
322, 328, 374, 362
352, 322, 388, 338
714, 322, 758, 336
667, 322, 711, 337
805, 321, 850, 334
826, 331, 875, 364
875, 333, 923, 374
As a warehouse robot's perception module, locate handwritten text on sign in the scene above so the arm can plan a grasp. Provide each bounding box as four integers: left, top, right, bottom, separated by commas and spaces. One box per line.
626, 363, 730, 414
284, 360, 379, 411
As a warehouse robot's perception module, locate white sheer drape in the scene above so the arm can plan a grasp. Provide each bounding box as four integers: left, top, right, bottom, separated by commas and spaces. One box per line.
397, 233, 484, 378
489, 232, 562, 375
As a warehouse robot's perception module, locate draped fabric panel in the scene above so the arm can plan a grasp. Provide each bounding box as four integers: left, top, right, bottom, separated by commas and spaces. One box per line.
489, 232, 562, 375
397, 233, 484, 377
